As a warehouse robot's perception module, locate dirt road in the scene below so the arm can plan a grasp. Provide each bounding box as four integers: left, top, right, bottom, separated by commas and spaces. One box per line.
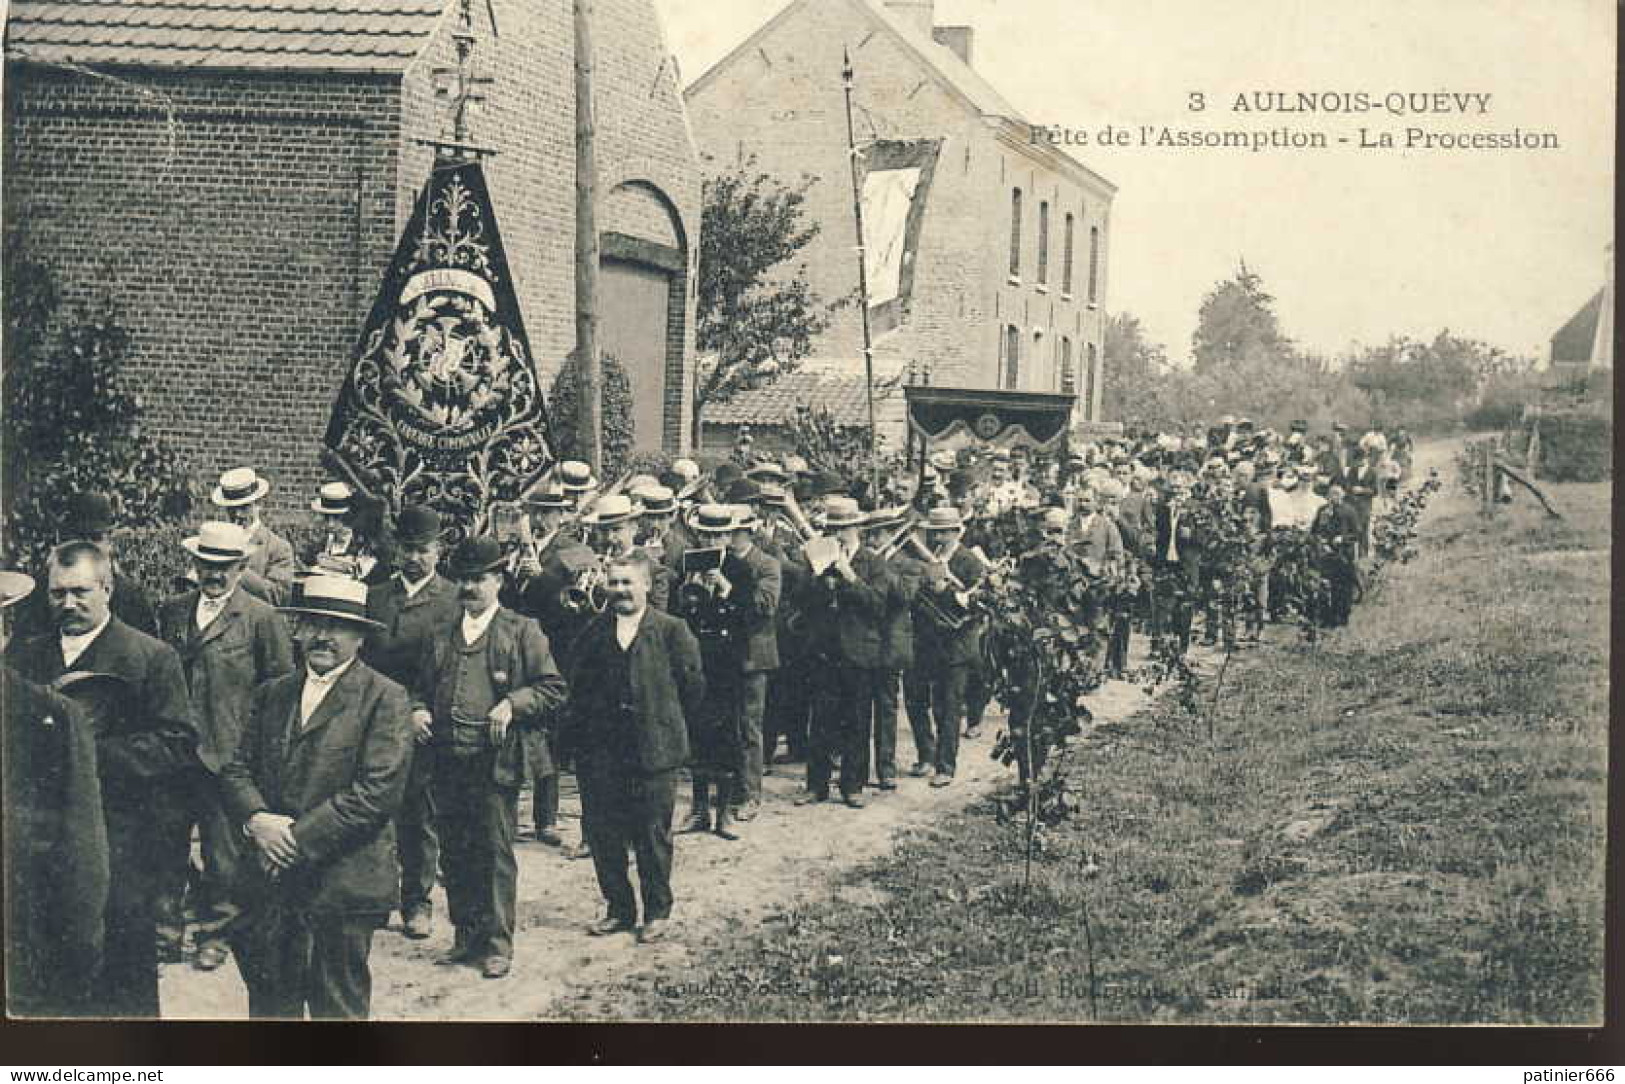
160, 655, 1163, 1020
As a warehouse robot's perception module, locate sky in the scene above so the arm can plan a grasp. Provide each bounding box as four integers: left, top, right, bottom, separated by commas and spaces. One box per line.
653, 0, 1615, 365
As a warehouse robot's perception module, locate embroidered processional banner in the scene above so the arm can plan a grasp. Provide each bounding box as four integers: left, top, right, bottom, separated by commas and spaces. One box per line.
324, 158, 555, 542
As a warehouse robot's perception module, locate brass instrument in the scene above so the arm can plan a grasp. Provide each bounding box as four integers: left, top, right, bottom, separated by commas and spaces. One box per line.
560, 556, 609, 614
914, 541, 991, 631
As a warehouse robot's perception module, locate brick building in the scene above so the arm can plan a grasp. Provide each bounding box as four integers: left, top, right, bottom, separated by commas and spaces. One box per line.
684, 0, 1116, 450
4, 0, 701, 515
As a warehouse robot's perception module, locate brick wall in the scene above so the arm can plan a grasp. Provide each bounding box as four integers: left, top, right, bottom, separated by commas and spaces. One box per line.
4, 65, 403, 515
398, 0, 701, 452
684, 0, 1113, 425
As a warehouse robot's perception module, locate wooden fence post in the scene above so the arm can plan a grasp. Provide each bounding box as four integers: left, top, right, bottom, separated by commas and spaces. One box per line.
1481, 441, 1495, 517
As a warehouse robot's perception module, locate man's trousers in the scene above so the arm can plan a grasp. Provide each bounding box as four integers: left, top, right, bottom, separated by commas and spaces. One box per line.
232, 909, 383, 1020
866, 668, 902, 784
902, 662, 967, 777
434, 753, 519, 960
531, 732, 560, 834
807, 663, 873, 798
735, 671, 769, 805
397, 744, 439, 918
764, 658, 812, 761
578, 765, 678, 925
158, 767, 241, 951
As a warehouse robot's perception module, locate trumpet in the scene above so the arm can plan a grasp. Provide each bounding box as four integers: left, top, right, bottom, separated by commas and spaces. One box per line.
560, 557, 609, 614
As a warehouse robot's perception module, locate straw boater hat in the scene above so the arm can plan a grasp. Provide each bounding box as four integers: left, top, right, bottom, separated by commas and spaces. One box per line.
523, 486, 574, 511
863, 506, 908, 532
690, 503, 738, 534
580, 493, 640, 528
558, 460, 596, 493
211, 467, 271, 508
728, 503, 760, 532
922, 505, 966, 533
745, 460, 789, 486
631, 484, 678, 516
278, 574, 382, 628
0, 571, 36, 609
311, 482, 353, 517
181, 521, 258, 564
670, 458, 702, 484
821, 496, 866, 528
394, 505, 443, 547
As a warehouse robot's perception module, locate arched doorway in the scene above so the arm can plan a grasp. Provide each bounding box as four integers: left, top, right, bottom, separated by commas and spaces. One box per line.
599, 180, 688, 452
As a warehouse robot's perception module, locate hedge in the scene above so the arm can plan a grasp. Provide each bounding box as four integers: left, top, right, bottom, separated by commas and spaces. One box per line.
1535, 412, 1612, 483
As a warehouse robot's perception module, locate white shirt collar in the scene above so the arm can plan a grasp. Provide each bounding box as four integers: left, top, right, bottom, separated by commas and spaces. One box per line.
196, 587, 236, 628
461, 602, 500, 645
60, 613, 113, 667
305, 656, 355, 687
614, 605, 647, 649
399, 570, 434, 599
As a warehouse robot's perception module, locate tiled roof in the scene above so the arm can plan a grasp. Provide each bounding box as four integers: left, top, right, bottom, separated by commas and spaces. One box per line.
1549, 288, 1602, 364
4, 0, 447, 72
700, 361, 905, 429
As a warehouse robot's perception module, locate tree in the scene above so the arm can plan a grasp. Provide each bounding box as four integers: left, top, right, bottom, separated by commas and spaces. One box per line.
1347, 331, 1511, 430
3, 240, 197, 568
1191, 259, 1295, 372
549, 351, 634, 478
693, 159, 839, 445
1101, 311, 1175, 427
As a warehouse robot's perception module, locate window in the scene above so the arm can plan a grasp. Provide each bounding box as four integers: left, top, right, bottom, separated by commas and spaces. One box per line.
1062, 212, 1075, 295
1084, 342, 1098, 420
1087, 225, 1101, 303
1003, 325, 1021, 389
1037, 200, 1050, 285
1008, 188, 1023, 278
1061, 337, 1075, 394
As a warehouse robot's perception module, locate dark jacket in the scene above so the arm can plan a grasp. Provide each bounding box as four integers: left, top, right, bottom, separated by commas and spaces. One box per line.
220, 661, 414, 915
3, 667, 109, 1016
7, 618, 198, 808
1152, 502, 1203, 585
363, 573, 461, 688
1312, 501, 1363, 565
241, 523, 297, 606
502, 532, 596, 667
800, 544, 889, 669
158, 587, 295, 772
672, 544, 781, 674
559, 607, 704, 776
912, 543, 986, 668
412, 607, 568, 787
877, 551, 922, 671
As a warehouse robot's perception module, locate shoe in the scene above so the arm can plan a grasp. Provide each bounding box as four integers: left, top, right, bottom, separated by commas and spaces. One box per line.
192, 941, 229, 972
438, 937, 478, 966
908, 762, 931, 778
794, 790, 829, 806
638, 918, 671, 945
843, 792, 866, 809
680, 808, 711, 834
402, 908, 433, 940
930, 774, 953, 788
733, 801, 761, 823
877, 779, 898, 791
535, 826, 563, 847
480, 955, 512, 979
714, 806, 741, 841
587, 915, 635, 937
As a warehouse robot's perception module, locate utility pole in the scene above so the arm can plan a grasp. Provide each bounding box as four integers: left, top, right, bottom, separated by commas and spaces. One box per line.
842, 47, 880, 499
574, 0, 603, 473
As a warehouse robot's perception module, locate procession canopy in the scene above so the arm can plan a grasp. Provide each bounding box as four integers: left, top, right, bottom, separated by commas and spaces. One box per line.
904, 385, 1077, 451
324, 156, 555, 543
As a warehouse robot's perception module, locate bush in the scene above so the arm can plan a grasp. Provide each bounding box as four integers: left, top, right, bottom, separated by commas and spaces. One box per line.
3, 248, 198, 570
1463, 399, 1526, 432
116, 516, 324, 606
1535, 412, 1612, 483
547, 351, 636, 477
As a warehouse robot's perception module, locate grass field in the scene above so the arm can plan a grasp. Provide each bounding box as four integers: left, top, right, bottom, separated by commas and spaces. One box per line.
594, 458, 1609, 1024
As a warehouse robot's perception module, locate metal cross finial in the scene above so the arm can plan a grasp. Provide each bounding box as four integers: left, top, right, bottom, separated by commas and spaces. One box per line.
425, 0, 497, 158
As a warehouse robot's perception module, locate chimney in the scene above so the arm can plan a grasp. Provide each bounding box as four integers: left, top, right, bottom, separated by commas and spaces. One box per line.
882, 0, 934, 38
932, 25, 974, 67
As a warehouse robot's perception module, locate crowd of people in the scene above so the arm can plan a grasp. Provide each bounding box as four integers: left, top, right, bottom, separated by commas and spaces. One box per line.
2, 415, 1416, 1020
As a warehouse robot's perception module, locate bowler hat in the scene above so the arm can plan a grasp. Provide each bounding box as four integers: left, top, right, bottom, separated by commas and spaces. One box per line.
181, 521, 257, 564
278, 574, 382, 628
713, 463, 743, 490
725, 478, 765, 504
395, 505, 443, 546
61, 493, 115, 540
446, 536, 506, 579
211, 467, 271, 508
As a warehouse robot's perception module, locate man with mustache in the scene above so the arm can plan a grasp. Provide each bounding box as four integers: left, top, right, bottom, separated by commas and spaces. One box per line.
209, 467, 297, 605
220, 575, 413, 1019
157, 522, 294, 971
7, 541, 199, 1017
361, 505, 459, 939
560, 553, 703, 943
411, 537, 567, 979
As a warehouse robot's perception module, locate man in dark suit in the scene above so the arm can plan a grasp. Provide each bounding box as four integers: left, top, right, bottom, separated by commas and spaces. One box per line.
861, 507, 921, 791
13, 493, 157, 639
7, 541, 199, 1018
717, 484, 782, 822
560, 553, 703, 943
412, 537, 567, 979
362, 505, 459, 938
1312, 483, 1362, 628
220, 575, 414, 1019
2, 570, 110, 1018
794, 496, 890, 808
903, 505, 987, 787
156, 521, 294, 971
1150, 475, 1203, 656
